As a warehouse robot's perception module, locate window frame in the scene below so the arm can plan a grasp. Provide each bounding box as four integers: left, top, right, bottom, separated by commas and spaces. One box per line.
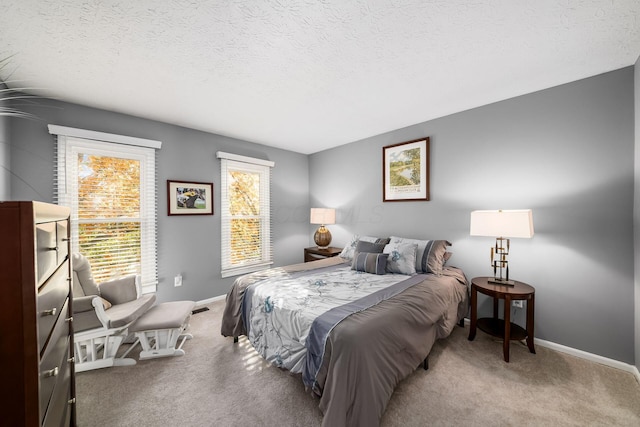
217, 151, 275, 278
49, 125, 161, 294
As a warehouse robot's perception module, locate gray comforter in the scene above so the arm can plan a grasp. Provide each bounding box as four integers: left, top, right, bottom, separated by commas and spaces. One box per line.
221, 257, 469, 427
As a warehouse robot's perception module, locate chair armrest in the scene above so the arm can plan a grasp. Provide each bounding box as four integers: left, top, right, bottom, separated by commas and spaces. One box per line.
74, 295, 113, 313
73, 295, 99, 313
100, 275, 138, 305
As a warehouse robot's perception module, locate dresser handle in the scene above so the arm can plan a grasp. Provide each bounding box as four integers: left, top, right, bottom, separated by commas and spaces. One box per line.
43, 367, 59, 378
68, 398, 76, 405
46, 246, 58, 251
41, 308, 57, 317
62, 238, 70, 242
66, 316, 73, 323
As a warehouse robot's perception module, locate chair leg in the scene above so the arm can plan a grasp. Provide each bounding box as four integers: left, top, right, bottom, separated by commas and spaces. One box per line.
136, 325, 193, 360
74, 328, 136, 372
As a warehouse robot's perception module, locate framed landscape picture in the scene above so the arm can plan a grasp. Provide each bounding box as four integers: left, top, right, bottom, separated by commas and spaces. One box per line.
167, 180, 214, 215
383, 137, 430, 202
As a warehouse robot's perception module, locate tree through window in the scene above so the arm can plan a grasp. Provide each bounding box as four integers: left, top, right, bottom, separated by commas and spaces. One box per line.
218, 152, 274, 278
77, 153, 142, 282
51, 126, 160, 293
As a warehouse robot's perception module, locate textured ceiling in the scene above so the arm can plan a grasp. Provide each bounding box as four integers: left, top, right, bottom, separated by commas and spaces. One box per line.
1, 1, 639, 154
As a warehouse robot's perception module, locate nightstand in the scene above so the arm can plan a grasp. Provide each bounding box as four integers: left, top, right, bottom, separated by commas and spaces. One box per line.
304, 246, 343, 262
468, 276, 536, 362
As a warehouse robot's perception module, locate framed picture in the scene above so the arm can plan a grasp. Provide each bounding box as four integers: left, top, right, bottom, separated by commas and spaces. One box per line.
383, 137, 430, 202
167, 180, 214, 215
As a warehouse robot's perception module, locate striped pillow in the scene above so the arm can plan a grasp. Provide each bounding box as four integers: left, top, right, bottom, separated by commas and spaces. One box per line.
389, 237, 451, 275
351, 252, 389, 275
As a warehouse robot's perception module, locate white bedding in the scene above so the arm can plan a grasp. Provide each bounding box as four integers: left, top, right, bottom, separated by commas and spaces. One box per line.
246, 265, 411, 373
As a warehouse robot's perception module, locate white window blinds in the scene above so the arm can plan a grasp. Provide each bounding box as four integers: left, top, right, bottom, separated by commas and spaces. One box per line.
217, 151, 274, 278
50, 125, 161, 293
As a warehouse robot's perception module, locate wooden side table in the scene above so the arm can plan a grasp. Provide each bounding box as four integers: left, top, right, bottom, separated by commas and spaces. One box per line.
304, 246, 342, 262
468, 276, 536, 362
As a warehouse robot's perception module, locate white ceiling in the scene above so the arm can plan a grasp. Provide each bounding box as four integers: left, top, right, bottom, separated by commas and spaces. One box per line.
1, 1, 639, 155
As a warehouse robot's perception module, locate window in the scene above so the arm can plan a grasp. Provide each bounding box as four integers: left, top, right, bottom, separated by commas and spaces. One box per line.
218, 152, 274, 278
49, 125, 161, 293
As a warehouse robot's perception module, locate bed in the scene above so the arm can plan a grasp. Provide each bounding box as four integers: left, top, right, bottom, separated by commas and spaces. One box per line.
221, 236, 469, 426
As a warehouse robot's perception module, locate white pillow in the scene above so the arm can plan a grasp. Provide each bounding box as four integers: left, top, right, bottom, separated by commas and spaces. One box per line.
383, 241, 418, 275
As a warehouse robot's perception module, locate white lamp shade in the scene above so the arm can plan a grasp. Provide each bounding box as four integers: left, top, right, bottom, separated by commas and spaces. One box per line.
470, 209, 534, 238
310, 208, 336, 225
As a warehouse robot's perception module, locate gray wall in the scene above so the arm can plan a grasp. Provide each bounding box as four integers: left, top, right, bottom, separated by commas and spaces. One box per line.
8, 99, 310, 303
310, 67, 636, 364
6, 67, 637, 365
0, 113, 8, 200
0, 81, 9, 199
635, 54, 640, 371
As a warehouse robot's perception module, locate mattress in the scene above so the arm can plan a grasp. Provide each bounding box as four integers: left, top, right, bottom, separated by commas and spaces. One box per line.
221, 256, 469, 426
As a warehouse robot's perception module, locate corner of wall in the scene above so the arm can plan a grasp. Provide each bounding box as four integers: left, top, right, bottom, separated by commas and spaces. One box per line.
634, 54, 640, 371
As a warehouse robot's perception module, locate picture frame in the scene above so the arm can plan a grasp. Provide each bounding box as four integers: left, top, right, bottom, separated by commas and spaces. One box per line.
167, 180, 214, 215
383, 137, 430, 202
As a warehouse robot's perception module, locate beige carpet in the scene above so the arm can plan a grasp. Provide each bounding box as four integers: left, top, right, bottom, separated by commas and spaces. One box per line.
76, 300, 640, 426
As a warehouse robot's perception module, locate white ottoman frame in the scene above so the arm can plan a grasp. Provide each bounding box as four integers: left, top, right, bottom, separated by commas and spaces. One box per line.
122, 301, 196, 360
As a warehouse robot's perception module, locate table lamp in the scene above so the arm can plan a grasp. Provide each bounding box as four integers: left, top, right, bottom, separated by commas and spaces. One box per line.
470, 209, 534, 285
310, 208, 335, 249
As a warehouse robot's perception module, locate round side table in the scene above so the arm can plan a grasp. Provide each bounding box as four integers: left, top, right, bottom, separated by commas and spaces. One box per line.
468, 277, 535, 362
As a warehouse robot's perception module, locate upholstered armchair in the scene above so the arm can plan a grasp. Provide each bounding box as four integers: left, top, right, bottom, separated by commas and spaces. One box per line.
72, 253, 156, 372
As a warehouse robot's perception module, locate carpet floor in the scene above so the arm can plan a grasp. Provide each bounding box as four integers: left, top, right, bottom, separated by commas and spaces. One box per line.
76, 300, 640, 426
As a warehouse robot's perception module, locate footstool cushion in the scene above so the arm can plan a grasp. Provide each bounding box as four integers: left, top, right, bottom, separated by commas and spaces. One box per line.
129, 300, 196, 332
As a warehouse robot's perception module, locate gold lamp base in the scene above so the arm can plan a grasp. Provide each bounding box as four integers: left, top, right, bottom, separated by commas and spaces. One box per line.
314, 225, 332, 249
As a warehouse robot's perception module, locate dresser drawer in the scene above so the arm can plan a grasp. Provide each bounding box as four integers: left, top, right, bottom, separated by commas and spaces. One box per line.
37, 261, 70, 353
42, 352, 72, 427
56, 220, 69, 264
36, 221, 59, 286
39, 298, 71, 419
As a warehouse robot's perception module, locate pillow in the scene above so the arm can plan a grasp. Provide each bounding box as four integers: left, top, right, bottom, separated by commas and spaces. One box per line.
354, 240, 386, 255
100, 297, 112, 310
339, 235, 391, 260
389, 236, 451, 275
383, 241, 418, 275
351, 252, 389, 275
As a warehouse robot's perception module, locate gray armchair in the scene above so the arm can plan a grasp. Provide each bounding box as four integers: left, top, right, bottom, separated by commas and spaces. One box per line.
72, 253, 156, 372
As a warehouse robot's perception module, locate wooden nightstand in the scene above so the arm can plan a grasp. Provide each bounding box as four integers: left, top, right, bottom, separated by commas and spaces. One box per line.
468, 276, 535, 362
304, 246, 343, 262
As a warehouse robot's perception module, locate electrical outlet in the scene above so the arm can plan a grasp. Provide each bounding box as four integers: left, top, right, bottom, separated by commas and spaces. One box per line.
174, 274, 182, 287
512, 300, 523, 309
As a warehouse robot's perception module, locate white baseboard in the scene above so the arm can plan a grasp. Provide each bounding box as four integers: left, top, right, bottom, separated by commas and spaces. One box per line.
534, 338, 640, 383
196, 294, 226, 307
461, 318, 639, 382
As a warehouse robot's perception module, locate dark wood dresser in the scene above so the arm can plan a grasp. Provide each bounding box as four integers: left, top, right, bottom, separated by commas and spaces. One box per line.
0, 201, 76, 426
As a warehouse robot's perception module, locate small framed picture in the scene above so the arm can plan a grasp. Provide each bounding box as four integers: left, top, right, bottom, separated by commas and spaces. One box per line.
167, 180, 214, 215
383, 137, 430, 202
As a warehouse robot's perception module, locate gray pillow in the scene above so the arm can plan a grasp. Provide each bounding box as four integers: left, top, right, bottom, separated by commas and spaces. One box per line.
351, 252, 388, 275
354, 240, 386, 254
389, 236, 451, 275
339, 235, 391, 260
383, 241, 418, 275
